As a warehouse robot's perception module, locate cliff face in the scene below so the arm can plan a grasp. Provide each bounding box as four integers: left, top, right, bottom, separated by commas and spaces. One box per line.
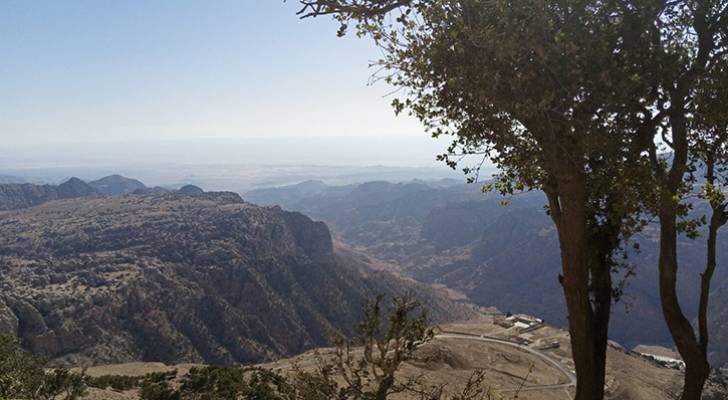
0, 192, 472, 366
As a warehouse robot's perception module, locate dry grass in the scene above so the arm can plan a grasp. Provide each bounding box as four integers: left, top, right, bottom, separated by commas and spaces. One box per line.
79, 319, 686, 400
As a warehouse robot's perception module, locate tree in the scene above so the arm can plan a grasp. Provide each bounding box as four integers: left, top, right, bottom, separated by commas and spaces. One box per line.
294, 2, 661, 399
168, 295, 434, 400
314, 294, 505, 400
334, 294, 433, 400
638, 3, 728, 398
693, 60, 728, 371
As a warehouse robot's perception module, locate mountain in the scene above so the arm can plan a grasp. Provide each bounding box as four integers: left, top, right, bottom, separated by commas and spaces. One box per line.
88, 175, 146, 195
245, 180, 329, 205
245, 180, 728, 367
0, 191, 475, 366
0, 177, 97, 211
178, 184, 204, 195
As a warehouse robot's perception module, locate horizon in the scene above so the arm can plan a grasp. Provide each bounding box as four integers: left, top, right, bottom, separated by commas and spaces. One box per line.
0, 134, 478, 189
0, 1, 455, 172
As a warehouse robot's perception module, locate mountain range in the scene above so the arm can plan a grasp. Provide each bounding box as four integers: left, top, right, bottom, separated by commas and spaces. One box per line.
0, 177, 475, 366
245, 179, 728, 368
2, 174, 727, 369
0, 178, 97, 211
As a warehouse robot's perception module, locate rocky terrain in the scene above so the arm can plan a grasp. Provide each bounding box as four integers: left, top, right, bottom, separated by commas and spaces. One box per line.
246, 179, 728, 367
0, 190, 475, 366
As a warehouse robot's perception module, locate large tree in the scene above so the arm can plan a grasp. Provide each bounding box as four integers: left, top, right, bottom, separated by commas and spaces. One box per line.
296, 1, 728, 399
639, 3, 727, 398
693, 61, 728, 368
296, 1, 659, 399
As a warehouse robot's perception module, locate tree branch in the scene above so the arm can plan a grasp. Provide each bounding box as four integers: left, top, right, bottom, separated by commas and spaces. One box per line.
296, 0, 412, 19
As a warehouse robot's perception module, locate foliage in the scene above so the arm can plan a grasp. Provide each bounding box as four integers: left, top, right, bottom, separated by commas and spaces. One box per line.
140, 380, 180, 400
294, 2, 671, 399
179, 367, 247, 400
179, 366, 299, 400
295, 1, 728, 398
86, 370, 178, 393
0, 335, 86, 400
86, 374, 142, 391
331, 294, 433, 400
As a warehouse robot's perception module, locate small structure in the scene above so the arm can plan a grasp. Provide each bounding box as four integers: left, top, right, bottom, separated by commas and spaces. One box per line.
633, 345, 685, 370
505, 314, 544, 332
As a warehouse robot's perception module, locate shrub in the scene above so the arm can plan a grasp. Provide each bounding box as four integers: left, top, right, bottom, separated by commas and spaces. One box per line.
0, 335, 86, 400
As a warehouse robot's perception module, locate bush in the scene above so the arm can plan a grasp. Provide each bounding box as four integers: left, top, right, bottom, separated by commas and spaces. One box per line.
140, 380, 180, 400
0, 335, 86, 400
180, 366, 258, 400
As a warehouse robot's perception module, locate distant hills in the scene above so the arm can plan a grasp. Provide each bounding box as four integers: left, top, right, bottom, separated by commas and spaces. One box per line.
0, 187, 475, 366
0, 177, 97, 211
178, 184, 204, 195
88, 174, 146, 195
0, 175, 202, 211
245, 179, 728, 368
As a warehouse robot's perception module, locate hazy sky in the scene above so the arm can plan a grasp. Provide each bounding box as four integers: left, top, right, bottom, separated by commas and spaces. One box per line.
0, 1, 428, 150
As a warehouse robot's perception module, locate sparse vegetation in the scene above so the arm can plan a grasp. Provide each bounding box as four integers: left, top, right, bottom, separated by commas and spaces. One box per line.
0, 193, 470, 366
63, 295, 502, 400
86, 370, 177, 393
0, 335, 86, 400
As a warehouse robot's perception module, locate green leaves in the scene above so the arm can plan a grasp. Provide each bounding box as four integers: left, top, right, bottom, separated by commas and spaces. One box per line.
702, 182, 726, 208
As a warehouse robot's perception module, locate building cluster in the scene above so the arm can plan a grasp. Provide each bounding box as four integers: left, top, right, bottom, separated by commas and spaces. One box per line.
495, 313, 544, 331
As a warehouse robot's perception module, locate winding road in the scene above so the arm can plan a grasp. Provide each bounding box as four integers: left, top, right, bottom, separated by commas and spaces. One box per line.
436, 332, 576, 396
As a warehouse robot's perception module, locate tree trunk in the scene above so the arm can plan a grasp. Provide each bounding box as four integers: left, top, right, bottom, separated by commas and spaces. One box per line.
657, 106, 710, 400
590, 253, 612, 400
549, 173, 606, 400
659, 201, 710, 400
698, 211, 720, 354
699, 153, 727, 358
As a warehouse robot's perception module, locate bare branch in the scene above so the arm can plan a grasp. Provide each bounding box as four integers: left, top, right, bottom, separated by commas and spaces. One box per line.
296, 0, 412, 19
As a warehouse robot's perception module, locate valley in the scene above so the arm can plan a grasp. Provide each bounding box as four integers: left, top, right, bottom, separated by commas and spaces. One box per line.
245, 179, 728, 368
1, 174, 727, 399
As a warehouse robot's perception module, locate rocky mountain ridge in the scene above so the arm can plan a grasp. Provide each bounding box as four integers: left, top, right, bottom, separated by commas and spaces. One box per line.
0, 177, 97, 211
0, 190, 475, 366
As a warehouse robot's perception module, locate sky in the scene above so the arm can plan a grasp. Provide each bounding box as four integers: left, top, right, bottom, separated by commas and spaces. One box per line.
0, 1, 452, 170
